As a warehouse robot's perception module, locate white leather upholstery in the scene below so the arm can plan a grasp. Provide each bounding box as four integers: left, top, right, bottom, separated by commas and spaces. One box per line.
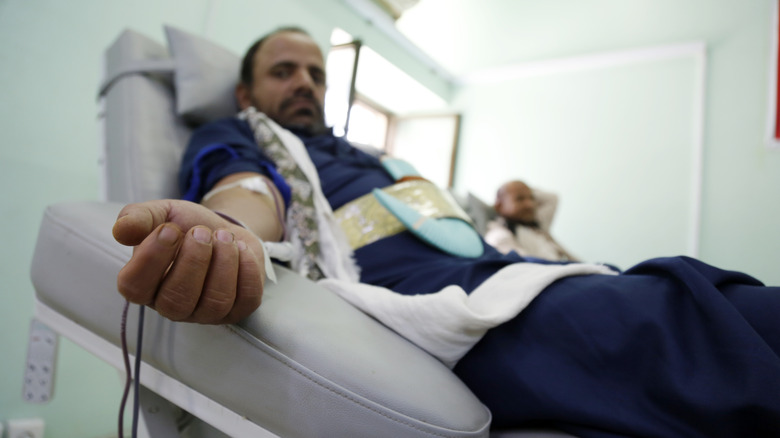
31, 201, 491, 437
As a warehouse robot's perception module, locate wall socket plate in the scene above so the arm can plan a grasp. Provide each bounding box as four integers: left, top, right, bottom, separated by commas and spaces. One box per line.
22, 319, 58, 404
6, 418, 45, 438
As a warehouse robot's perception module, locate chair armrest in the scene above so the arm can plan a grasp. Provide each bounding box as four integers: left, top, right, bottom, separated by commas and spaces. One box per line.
31, 201, 491, 438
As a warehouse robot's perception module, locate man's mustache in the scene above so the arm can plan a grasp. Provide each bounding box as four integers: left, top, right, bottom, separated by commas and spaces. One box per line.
280, 93, 323, 115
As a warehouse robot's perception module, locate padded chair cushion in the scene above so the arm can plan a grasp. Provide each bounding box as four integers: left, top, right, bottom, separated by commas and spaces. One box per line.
164, 26, 241, 125
31, 202, 492, 437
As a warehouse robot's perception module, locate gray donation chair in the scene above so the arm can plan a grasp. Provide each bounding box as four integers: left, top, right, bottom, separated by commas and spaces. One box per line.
30, 26, 574, 438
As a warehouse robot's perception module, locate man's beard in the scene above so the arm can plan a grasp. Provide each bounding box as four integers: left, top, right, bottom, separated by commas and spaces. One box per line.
282, 119, 328, 136
506, 217, 540, 233
248, 94, 328, 136
278, 95, 328, 136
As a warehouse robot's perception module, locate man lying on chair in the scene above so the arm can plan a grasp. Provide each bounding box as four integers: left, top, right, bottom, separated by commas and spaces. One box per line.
485, 180, 579, 262
111, 26, 780, 437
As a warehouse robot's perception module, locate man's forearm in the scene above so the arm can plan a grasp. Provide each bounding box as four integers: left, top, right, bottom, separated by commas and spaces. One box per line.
201, 172, 286, 242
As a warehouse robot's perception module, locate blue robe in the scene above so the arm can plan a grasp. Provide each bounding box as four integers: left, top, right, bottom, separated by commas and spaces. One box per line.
181, 118, 780, 437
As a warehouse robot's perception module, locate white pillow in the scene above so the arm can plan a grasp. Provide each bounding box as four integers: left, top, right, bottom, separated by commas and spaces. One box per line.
164, 25, 241, 125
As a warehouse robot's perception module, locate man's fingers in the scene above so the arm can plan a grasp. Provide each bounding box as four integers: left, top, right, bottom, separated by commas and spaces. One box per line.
154, 226, 214, 321
188, 230, 240, 323
117, 223, 183, 305
113, 201, 175, 246
113, 200, 224, 247
113, 200, 267, 324
222, 239, 264, 324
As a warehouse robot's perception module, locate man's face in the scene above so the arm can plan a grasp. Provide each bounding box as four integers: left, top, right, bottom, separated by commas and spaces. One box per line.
237, 31, 327, 132
497, 181, 537, 224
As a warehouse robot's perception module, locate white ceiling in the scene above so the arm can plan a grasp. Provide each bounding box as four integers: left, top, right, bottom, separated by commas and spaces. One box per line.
393, 0, 757, 79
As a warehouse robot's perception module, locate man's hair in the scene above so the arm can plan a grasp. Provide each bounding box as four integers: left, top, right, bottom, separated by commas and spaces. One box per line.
239, 26, 313, 87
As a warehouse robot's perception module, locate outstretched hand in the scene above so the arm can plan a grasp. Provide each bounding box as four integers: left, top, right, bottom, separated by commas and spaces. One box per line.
113, 200, 265, 324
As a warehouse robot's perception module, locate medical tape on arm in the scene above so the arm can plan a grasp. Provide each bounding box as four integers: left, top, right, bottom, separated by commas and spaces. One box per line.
203, 175, 273, 202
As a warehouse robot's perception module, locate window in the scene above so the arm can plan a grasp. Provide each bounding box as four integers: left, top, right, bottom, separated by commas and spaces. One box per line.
324, 38, 359, 137
346, 96, 390, 148
324, 28, 461, 187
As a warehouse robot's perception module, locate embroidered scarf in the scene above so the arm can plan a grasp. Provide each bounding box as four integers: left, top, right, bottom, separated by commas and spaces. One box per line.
238, 107, 360, 282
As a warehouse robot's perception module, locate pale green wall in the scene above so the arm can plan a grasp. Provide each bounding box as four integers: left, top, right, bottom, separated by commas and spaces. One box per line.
454, 55, 703, 270
0, 0, 443, 436
697, 3, 780, 283
452, 0, 780, 283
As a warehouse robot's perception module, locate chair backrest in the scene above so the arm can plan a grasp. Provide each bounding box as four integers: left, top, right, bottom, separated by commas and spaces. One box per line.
99, 30, 186, 202
463, 192, 498, 235
98, 26, 241, 203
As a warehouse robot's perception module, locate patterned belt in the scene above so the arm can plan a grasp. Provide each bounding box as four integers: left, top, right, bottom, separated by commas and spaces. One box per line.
333, 180, 473, 251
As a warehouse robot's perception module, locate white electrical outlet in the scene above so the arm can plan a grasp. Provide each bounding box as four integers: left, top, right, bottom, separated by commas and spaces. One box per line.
22, 319, 59, 404
7, 418, 45, 438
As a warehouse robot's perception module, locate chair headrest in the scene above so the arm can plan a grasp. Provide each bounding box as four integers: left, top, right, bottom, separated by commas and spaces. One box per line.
164, 26, 241, 125
100, 26, 242, 126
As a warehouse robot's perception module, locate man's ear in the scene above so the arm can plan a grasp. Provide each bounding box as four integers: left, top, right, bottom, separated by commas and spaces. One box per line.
235, 83, 252, 110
